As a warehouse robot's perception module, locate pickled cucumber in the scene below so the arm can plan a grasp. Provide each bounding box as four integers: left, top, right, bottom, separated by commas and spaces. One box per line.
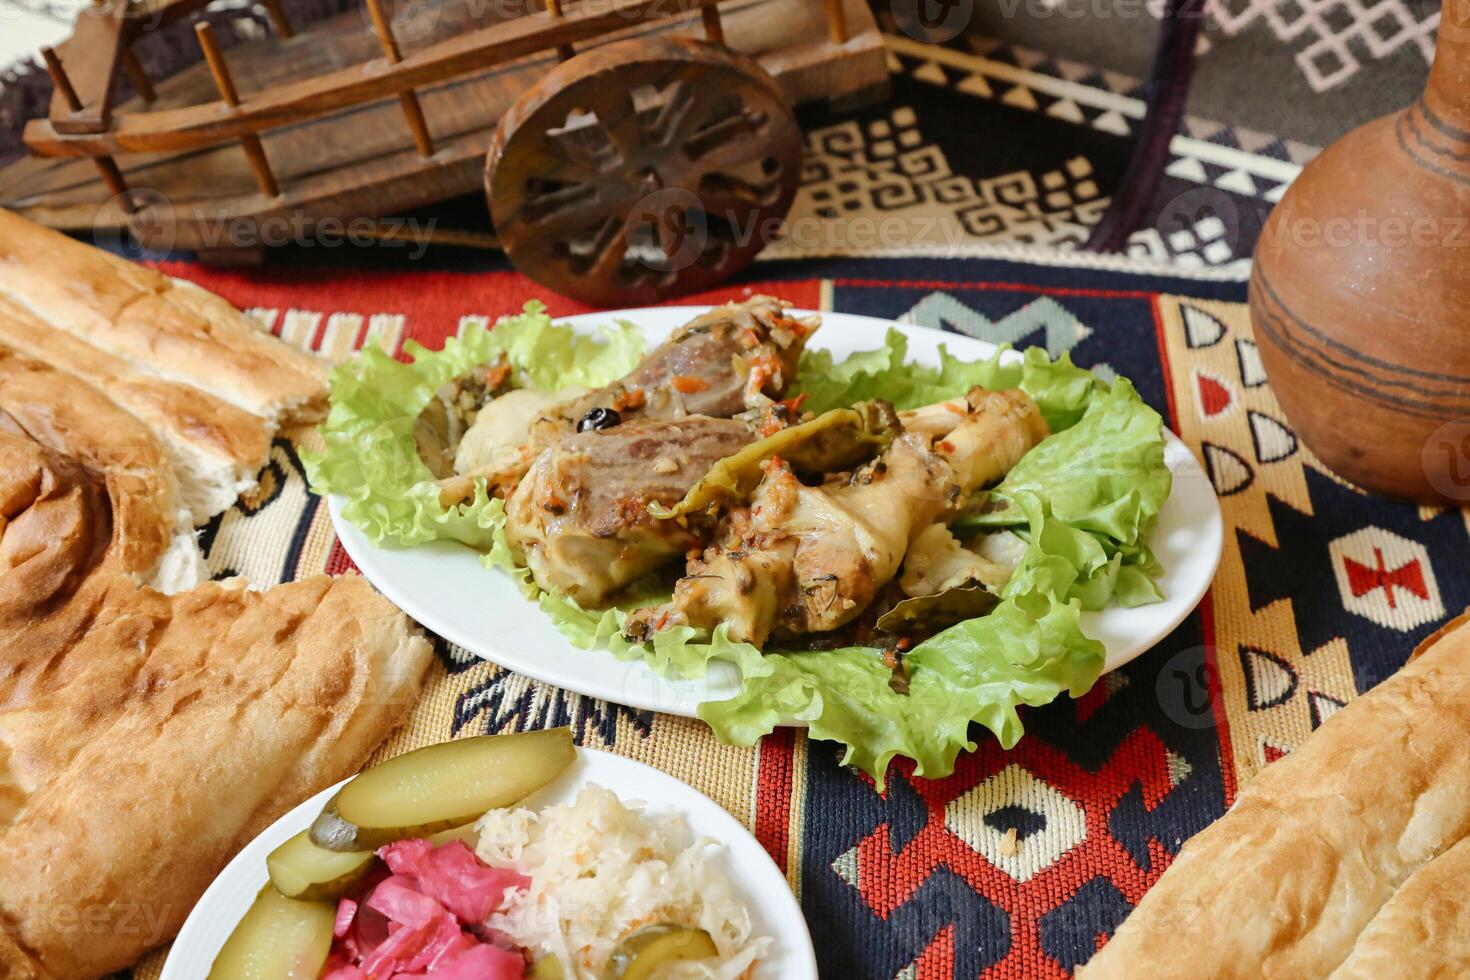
310, 728, 575, 851
266, 830, 376, 901
529, 955, 567, 979
207, 885, 334, 979
602, 925, 719, 980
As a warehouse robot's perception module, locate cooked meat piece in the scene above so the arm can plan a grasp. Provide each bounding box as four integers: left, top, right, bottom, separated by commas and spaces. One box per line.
440, 296, 817, 506
626, 388, 1049, 647
534, 295, 816, 441
436, 386, 586, 506
504, 416, 755, 607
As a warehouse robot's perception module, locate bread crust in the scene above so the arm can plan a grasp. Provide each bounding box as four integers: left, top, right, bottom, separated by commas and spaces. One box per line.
1080, 613, 1470, 979
0, 358, 431, 979
0, 575, 431, 980
0, 209, 327, 425
0, 347, 181, 584
1329, 832, 1470, 978
0, 297, 270, 523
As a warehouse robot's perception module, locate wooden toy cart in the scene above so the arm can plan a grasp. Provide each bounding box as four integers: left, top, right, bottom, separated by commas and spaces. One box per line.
0, 0, 886, 304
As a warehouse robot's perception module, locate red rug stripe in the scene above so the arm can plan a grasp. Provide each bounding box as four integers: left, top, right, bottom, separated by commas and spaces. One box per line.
154, 262, 823, 355
754, 727, 797, 872
1147, 294, 1182, 430
325, 539, 359, 576
835, 277, 1156, 300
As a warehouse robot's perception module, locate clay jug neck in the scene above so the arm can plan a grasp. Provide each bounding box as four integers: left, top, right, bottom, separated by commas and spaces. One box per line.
1426, 0, 1470, 135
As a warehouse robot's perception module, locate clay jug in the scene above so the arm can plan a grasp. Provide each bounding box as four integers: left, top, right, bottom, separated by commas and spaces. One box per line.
1250, 2, 1470, 505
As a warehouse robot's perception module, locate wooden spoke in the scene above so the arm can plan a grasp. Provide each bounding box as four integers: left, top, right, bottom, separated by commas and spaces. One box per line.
487, 36, 800, 307
261, 0, 294, 38
544, 0, 575, 61
544, 110, 624, 175
684, 108, 769, 166
121, 47, 157, 103
586, 218, 632, 281
825, 0, 848, 43
632, 81, 695, 149
697, 178, 774, 233
701, 5, 725, 44
39, 47, 82, 111
196, 23, 280, 198
364, 0, 434, 155
42, 46, 131, 200
519, 181, 607, 235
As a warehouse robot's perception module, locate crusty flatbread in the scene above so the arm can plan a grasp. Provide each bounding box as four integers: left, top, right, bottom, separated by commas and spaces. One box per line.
1079, 612, 1470, 979
0, 346, 195, 589
0, 575, 430, 980
0, 208, 327, 425
1330, 831, 1470, 978
0, 296, 271, 524
0, 411, 431, 979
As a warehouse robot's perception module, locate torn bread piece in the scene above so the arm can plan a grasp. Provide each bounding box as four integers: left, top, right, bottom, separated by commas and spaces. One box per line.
0, 347, 204, 592
0, 296, 269, 523
1079, 611, 1470, 979
1330, 832, 1470, 979
0, 425, 432, 979
0, 575, 432, 980
0, 208, 327, 425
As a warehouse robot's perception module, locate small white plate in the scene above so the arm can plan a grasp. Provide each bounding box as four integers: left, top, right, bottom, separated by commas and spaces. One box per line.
331, 308, 1224, 717
163, 747, 815, 979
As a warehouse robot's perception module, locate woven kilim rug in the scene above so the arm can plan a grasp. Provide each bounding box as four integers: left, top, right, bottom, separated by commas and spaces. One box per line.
121, 250, 1463, 979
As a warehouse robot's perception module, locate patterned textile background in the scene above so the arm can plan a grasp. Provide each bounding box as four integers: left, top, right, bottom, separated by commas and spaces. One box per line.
107, 250, 1464, 979
0, 1, 1447, 266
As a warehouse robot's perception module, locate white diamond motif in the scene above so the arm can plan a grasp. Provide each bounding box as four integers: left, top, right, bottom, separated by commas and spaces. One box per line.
944, 763, 1087, 883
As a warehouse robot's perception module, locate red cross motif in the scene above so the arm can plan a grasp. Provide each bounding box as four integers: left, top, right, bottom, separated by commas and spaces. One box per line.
1343, 547, 1428, 609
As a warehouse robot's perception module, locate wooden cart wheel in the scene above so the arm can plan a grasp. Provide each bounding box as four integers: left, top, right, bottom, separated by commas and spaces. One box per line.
486, 36, 802, 308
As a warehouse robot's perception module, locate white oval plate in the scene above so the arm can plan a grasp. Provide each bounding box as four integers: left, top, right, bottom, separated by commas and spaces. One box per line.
331, 308, 1223, 717
163, 747, 815, 979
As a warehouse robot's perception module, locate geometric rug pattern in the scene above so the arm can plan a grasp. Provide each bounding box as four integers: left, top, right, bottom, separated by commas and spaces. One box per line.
120, 251, 1465, 977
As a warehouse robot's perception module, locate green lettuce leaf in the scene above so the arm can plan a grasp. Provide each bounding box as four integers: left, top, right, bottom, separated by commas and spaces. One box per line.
794, 329, 1097, 430
691, 335, 1170, 788
954, 374, 1172, 613
316, 311, 1171, 790
304, 301, 644, 548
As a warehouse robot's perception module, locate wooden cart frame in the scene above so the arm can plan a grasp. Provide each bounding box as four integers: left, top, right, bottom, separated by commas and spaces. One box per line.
1, 0, 887, 263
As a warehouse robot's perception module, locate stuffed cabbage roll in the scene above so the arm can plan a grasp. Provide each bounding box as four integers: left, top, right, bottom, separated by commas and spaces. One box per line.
625, 388, 1049, 647
504, 417, 754, 607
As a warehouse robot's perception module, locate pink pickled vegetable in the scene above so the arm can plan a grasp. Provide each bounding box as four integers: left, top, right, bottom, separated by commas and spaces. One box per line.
322, 838, 527, 978
400, 943, 525, 979
379, 839, 529, 924
334, 898, 359, 939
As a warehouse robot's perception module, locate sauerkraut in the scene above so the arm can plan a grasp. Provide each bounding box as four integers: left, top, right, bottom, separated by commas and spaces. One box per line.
473, 785, 768, 978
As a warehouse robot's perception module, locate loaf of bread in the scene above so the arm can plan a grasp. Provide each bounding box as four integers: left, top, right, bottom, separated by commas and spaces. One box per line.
0, 422, 432, 979
0, 295, 272, 524
0, 347, 202, 591
1330, 832, 1470, 978
0, 209, 329, 529
1080, 612, 1470, 978
0, 208, 327, 425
